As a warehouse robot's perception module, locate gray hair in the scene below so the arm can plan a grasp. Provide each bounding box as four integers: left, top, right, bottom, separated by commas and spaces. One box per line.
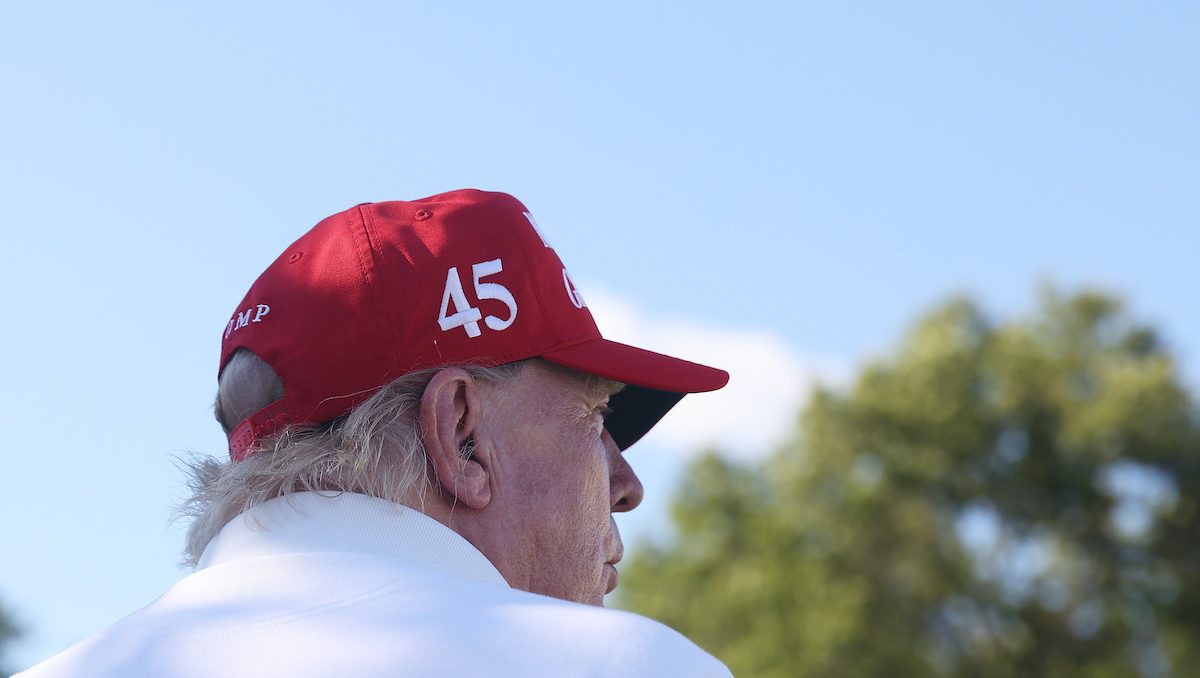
178, 350, 524, 566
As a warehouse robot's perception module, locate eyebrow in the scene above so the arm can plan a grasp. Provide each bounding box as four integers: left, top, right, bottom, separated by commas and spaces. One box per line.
540, 359, 624, 401
590, 374, 628, 396
580, 374, 625, 402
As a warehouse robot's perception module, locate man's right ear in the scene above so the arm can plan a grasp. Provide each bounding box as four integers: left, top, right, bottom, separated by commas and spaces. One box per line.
418, 368, 492, 510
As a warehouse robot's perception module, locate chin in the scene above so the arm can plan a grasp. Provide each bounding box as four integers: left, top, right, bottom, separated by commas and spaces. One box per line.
582, 583, 608, 608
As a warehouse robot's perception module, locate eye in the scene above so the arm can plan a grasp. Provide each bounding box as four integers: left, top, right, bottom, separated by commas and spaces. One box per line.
591, 405, 613, 436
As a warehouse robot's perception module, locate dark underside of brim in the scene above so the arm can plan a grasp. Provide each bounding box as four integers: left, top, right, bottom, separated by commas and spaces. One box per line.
605, 385, 686, 450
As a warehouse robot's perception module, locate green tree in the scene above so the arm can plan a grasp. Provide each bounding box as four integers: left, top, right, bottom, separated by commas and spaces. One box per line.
619, 291, 1200, 677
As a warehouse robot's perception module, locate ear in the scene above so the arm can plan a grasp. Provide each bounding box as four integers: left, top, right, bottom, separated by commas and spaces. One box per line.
419, 367, 492, 510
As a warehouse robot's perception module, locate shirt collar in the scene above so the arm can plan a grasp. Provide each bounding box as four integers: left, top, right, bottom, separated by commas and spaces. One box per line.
195, 491, 509, 588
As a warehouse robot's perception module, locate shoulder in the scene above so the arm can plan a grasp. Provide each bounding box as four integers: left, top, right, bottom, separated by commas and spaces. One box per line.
463, 586, 732, 676
330, 564, 732, 677
17, 553, 731, 678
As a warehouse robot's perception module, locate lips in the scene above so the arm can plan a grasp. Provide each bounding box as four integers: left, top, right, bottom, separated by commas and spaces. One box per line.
604, 542, 624, 594
605, 563, 620, 593
603, 527, 625, 594
607, 531, 625, 567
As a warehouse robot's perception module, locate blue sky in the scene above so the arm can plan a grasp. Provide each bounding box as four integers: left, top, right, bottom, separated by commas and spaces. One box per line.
3, 1, 1198, 670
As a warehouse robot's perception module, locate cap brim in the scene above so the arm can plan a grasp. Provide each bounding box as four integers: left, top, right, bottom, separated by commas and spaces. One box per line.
542, 338, 729, 450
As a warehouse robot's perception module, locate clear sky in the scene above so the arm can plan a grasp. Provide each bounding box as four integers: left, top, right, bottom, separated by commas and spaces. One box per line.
2, 1, 1198, 670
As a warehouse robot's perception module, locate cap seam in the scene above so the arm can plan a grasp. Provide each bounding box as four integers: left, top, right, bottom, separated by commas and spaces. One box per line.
354, 205, 403, 376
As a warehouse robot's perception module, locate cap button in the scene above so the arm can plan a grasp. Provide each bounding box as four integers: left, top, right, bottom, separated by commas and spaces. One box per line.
414, 209, 432, 221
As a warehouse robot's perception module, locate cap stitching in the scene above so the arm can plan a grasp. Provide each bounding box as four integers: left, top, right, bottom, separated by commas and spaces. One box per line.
354, 205, 403, 376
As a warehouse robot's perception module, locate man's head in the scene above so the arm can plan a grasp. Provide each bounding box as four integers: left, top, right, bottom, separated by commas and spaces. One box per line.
191, 189, 726, 605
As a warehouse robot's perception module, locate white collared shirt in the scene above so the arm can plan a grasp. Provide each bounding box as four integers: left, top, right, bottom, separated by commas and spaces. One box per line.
19, 492, 732, 677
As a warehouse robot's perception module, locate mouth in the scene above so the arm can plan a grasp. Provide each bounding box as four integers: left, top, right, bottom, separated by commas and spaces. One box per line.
604, 562, 619, 594
604, 527, 624, 594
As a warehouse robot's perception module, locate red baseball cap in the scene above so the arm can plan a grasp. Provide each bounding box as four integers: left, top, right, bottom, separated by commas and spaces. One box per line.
220, 189, 728, 460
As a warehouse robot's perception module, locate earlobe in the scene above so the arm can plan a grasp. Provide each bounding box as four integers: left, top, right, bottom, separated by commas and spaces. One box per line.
419, 368, 493, 510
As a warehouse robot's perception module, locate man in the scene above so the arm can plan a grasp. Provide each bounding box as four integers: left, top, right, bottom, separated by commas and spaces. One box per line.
21, 189, 732, 676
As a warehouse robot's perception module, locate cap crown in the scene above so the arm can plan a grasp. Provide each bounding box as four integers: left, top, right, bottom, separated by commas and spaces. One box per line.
220, 189, 597, 456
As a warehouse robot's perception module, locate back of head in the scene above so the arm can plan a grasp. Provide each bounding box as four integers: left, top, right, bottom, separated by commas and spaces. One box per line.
182, 348, 522, 565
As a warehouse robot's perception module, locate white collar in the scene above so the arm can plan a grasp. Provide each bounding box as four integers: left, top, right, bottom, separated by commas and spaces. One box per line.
195, 491, 509, 588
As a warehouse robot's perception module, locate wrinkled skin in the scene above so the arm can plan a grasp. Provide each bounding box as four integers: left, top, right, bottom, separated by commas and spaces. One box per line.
419, 361, 644, 606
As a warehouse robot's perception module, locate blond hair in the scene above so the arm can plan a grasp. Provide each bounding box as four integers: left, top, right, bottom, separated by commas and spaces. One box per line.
178, 350, 523, 566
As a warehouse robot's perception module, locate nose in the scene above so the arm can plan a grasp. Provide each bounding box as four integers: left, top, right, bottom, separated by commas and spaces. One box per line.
604, 428, 644, 512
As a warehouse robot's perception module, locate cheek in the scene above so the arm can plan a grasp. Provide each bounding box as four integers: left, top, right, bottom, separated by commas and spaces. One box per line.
521, 418, 613, 538
573, 481, 610, 538
579, 441, 613, 506
550, 439, 611, 528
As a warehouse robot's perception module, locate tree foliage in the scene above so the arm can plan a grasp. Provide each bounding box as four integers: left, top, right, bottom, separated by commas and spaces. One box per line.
619, 291, 1200, 677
